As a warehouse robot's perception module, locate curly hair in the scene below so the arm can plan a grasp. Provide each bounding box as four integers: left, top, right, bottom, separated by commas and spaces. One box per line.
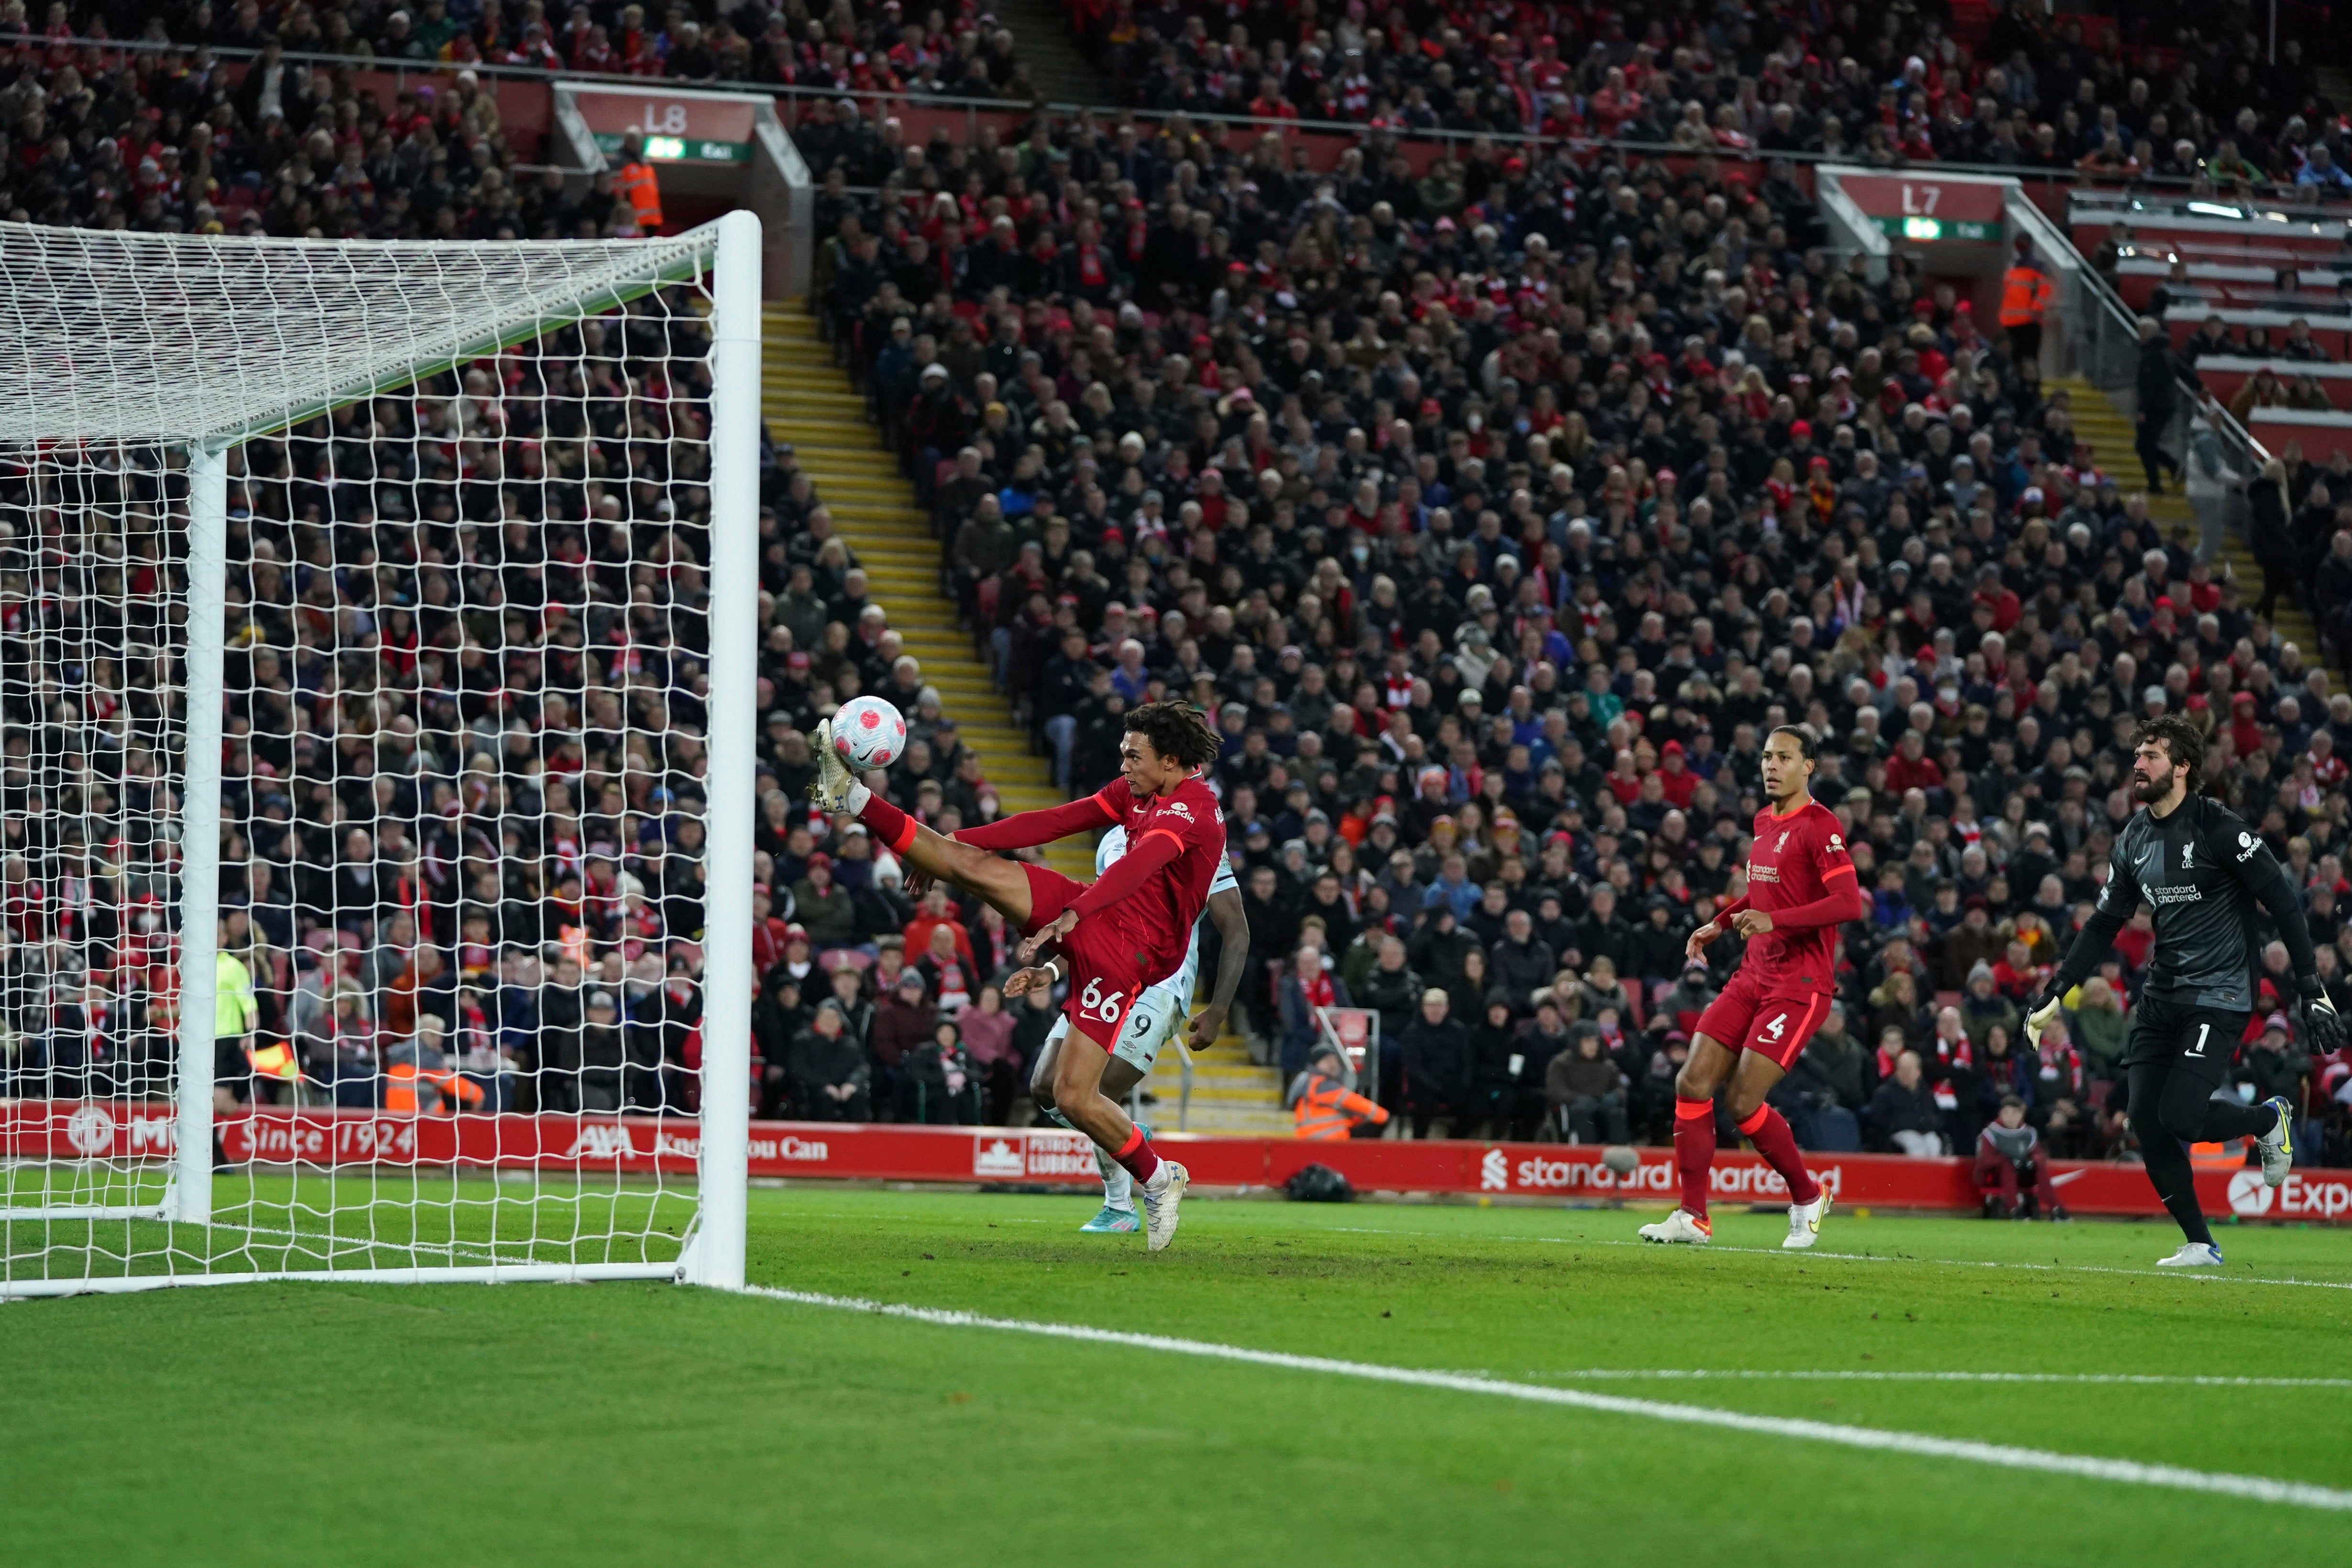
1123, 699, 1221, 770
2134, 714, 2206, 779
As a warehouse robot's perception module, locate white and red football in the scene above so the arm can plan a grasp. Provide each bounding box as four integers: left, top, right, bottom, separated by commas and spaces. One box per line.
832, 695, 907, 769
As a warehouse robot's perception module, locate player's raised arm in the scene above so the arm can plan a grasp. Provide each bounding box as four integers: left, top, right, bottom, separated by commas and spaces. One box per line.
951, 792, 1121, 852
1187, 883, 1250, 1050
2216, 811, 2346, 1051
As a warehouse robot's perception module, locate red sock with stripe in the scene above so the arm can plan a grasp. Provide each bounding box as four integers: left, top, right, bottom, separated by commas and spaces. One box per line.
855, 792, 920, 855
1737, 1104, 1821, 1205
1110, 1124, 1161, 1185
1672, 1097, 1715, 1223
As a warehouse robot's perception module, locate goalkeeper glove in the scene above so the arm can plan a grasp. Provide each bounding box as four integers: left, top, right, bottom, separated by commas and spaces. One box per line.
2296, 977, 2346, 1054
2024, 989, 2065, 1048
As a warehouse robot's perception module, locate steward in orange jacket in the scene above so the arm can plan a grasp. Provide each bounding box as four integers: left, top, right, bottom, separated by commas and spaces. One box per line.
1292, 1048, 1389, 1140
612, 131, 663, 236
1999, 241, 2053, 365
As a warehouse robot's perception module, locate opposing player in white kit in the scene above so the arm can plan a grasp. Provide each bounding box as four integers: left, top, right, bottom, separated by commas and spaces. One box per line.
1021, 823, 1250, 1232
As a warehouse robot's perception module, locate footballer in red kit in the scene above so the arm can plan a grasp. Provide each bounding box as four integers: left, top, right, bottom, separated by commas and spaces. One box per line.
1010, 771, 1226, 1047
1640, 725, 1870, 1251
805, 699, 1225, 1253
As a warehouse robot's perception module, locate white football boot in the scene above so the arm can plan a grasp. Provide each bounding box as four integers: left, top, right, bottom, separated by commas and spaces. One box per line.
808, 719, 858, 812
2154, 1242, 2224, 1267
1782, 1192, 1831, 1250
1140, 1160, 1188, 1253
2255, 1097, 2294, 1188
1638, 1209, 1713, 1245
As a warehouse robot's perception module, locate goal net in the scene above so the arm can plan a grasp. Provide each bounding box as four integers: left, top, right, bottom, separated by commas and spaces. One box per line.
0, 214, 759, 1296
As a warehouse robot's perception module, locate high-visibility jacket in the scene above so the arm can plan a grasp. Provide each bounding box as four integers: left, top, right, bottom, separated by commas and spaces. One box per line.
613, 158, 662, 234
216, 950, 259, 1038
1999, 266, 2052, 328
384, 1058, 485, 1116
1293, 1071, 1388, 1141
2187, 1139, 2243, 1173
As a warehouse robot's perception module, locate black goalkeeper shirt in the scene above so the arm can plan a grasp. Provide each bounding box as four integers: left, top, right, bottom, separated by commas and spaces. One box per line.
2053, 794, 2316, 1012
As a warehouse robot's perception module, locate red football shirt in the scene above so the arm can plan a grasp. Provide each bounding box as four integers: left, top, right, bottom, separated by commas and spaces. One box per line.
1089, 775, 1226, 977
1739, 798, 1857, 996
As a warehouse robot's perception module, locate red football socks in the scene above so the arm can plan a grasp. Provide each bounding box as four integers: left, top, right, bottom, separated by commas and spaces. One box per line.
1672, 1097, 1715, 1221
1110, 1124, 1161, 1185
856, 791, 919, 855
1738, 1104, 1822, 1206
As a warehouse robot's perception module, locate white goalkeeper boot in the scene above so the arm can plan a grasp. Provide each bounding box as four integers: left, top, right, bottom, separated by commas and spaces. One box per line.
2255, 1097, 2294, 1188
2155, 1242, 2224, 1267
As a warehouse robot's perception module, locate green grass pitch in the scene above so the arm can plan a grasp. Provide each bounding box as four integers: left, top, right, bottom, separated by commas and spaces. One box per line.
6, 1183, 2352, 1567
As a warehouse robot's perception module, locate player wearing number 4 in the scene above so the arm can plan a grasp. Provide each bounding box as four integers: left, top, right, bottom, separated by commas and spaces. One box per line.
1025, 825, 1247, 1233
1641, 725, 1869, 1251
2025, 716, 2346, 1267
808, 700, 1228, 1252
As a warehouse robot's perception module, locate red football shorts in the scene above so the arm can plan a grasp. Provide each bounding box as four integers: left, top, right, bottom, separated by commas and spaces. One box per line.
1694, 967, 1831, 1071
1017, 863, 1150, 1051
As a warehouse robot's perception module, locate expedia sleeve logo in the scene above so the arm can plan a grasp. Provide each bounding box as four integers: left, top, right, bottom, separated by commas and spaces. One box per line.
2237, 831, 2260, 863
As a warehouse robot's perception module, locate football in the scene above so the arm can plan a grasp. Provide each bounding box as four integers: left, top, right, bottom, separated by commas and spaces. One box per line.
832, 695, 907, 769
1601, 1145, 1641, 1177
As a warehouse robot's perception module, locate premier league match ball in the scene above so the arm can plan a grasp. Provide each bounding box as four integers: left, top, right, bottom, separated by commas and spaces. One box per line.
832, 695, 907, 769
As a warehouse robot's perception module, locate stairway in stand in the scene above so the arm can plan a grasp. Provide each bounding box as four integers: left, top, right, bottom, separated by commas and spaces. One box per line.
762, 302, 1089, 884
993, 0, 1109, 105
763, 301, 1294, 1134
2055, 376, 2327, 667
1142, 1039, 1291, 1137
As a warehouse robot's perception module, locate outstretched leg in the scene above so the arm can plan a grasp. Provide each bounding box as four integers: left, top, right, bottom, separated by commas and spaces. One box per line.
825, 753, 1041, 928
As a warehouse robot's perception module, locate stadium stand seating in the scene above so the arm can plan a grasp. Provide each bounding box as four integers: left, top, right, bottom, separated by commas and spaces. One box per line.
808, 95, 2352, 1160
4, 2, 2352, 1159
1058, 0, 2342, 195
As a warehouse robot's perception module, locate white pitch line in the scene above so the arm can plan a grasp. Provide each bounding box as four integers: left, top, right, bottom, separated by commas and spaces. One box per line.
743, 1285, 2352, 1512
761, 1207, 2352, 1292
1517, 1369, 2352, 1389
1325, 1226, 2352, 1291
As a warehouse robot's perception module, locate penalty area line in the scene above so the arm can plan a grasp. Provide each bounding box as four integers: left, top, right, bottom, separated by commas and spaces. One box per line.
1513, 1368, 2352, 1389
1325, 1226, 2352, 1291
740, 1285, 2352, 1512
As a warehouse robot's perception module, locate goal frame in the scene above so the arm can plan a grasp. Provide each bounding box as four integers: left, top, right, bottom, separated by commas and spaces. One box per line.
0, 210, 759, 1296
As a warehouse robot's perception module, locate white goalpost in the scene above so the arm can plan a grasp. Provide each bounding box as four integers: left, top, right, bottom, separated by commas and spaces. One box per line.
0, 211, 757, 1296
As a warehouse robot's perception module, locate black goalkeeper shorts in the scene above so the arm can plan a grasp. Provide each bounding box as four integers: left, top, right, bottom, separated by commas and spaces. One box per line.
2120, 991, 2251, 1092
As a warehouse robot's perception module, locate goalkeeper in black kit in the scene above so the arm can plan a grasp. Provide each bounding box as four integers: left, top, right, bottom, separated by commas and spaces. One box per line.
2027, 716, 2346, 1265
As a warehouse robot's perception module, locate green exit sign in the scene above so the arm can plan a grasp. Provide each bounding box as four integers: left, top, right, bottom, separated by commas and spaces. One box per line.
593, 132, 752, 164
1877, 216, 2000, 243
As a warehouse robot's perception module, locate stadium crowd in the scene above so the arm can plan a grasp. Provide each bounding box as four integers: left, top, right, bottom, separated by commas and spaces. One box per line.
14, 0, 1034, 103
1069, 0, 2347, 201
5, 3, 2352, 1171
804, 95, 2352, 1168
